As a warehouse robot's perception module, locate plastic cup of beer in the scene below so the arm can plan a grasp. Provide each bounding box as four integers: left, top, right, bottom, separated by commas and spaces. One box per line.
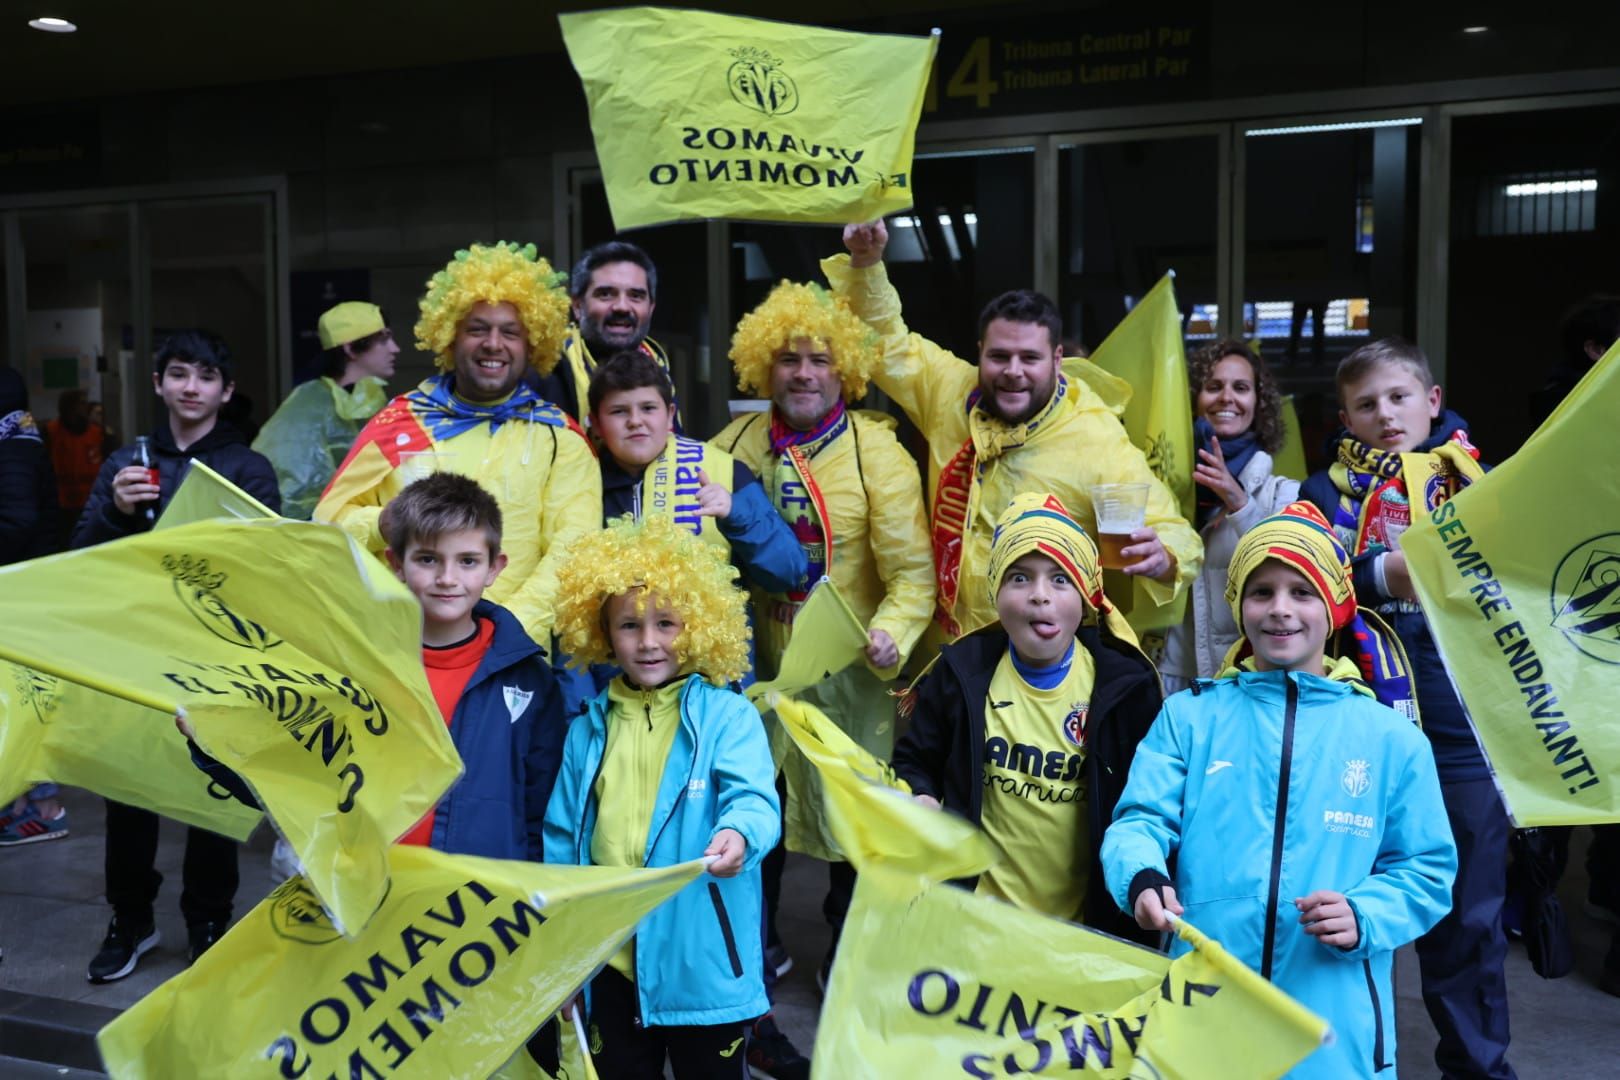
1091, 483, 1150, 570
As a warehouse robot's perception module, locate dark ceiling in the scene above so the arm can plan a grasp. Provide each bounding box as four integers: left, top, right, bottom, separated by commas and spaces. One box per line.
0, 0, 999, 105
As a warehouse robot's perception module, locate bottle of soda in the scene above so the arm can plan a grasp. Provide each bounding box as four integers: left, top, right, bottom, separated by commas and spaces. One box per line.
133, 435, 159, 524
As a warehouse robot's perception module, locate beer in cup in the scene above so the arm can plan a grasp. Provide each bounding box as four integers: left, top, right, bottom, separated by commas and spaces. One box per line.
1090, 483, 1150, 570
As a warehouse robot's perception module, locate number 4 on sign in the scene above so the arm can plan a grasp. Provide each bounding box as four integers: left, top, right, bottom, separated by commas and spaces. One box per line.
944, 36, 998, 110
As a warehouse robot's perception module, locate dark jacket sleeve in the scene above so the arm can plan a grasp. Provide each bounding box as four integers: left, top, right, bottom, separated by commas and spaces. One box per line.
522, 658, 568, 861
890, 666, 956, 804
72, 450, 139, 549
718, 468, 810, 594
0, 442, 49, 564
236, 448, 283, 515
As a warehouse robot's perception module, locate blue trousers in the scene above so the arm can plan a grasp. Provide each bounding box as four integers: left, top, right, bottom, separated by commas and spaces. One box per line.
1415, 775, 1517, 1079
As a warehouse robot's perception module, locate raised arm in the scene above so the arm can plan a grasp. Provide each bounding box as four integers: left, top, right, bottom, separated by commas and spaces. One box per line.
821, 221, 977, 431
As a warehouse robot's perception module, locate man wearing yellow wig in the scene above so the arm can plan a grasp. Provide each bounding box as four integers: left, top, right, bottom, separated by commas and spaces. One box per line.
713, 280, 934, 997
316, 242, 600, 649
826, 222, 1202, 641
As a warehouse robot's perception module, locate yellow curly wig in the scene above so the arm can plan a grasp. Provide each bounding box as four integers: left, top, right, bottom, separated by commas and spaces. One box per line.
553, 514, 752, 685
413, 242, 570, 376
729, 280, 879, 401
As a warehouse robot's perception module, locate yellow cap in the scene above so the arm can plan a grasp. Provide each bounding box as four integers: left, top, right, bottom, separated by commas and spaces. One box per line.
317, 302, 386, 350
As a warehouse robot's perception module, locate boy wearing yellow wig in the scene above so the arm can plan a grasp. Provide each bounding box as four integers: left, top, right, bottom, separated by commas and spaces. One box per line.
316, 242, 600, 650
543, 515, 780, 1079
892, 493, 1161, 944
1103, 502, 1456, 1079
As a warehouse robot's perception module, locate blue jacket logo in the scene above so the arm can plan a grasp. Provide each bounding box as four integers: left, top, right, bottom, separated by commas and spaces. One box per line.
1341, 758, 1371, 799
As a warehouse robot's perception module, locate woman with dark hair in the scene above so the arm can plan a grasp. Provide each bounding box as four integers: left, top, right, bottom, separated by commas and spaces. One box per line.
1159, 339, 1298, 692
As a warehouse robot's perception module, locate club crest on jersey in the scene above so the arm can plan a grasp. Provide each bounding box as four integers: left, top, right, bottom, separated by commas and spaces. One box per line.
1341, 758, 1372, 798
1061, 703, 1089, 749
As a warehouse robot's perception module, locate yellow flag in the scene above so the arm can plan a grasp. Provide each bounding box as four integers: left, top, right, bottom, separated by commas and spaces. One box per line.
97, 846, 703, 1080
1090, 273, 1195, 634
156, 457, 278, 527
815, 866, 1329, 1078
0, 461, 286, 834
1403, 341, 1620, 825
0, 519, 462, 933
767, 696, 996, 880
560, 7, 937, 229
1274, 393, 1309, 481
745, 577, 870, 701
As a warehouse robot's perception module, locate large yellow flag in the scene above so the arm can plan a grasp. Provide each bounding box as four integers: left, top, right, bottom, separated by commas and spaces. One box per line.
98, 846, 703, 1080
0, 519, 462, 933
560, 7, 937, 229
815, 866, 1329, 1079
0, 461, 284, 836
768, 695, 996, 881
1403, 341, 1620, 825
1090, 273, 1195, 634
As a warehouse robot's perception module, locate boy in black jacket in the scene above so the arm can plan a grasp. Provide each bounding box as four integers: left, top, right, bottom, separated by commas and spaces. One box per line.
75, 330, 280, 983
891, 493, 1162, 945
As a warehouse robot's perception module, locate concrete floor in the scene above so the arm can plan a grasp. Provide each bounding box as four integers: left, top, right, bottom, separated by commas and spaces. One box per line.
2, 787, 1616, 1076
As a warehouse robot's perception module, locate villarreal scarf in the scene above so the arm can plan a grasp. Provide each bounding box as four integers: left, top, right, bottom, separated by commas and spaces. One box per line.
931, 378, 1068, 637
639, 435, 729, 547
766, 401, 847, 606
1327, 430, 1484, 557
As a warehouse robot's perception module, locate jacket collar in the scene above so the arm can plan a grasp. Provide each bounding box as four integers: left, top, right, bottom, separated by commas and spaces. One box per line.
463, 599, 545, 688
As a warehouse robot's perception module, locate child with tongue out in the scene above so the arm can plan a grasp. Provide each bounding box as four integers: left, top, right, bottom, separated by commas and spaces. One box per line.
891, 492, 1162, 943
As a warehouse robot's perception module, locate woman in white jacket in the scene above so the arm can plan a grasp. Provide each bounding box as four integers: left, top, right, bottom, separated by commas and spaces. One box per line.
1160, 340, 1298, 691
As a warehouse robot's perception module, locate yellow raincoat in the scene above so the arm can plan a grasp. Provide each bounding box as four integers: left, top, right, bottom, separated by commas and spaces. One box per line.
713, 408, 934, 859
822, 255, 1201, 639
313, 375, 601, 644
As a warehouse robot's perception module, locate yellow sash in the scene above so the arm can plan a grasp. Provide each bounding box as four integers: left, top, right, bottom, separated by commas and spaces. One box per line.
640, 435, 730, 548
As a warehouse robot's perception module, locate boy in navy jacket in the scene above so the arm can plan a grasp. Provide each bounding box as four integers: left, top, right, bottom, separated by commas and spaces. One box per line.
191, 473, 565, 861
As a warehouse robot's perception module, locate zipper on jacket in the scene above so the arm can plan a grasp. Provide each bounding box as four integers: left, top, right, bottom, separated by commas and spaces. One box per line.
642, 689, 653, 732
1363, 959, 1390, 1071
1260, 676, 1298, 981
708, 882, 745, 978
643, 684, 698, 862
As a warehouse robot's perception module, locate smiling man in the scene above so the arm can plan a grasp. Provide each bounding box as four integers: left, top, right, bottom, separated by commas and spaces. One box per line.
316, 242, 600, 651
825, 222, 1201, 640
541, 240, 677, 425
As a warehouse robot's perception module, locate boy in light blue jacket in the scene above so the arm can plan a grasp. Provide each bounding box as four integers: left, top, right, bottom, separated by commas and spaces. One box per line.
1102, 502, 1456, 1079
543, 514, 779, 1079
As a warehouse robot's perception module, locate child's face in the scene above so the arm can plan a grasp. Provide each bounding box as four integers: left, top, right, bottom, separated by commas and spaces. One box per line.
388, 528, 506, 632
1339, 361, 1442, 452
593, 386, 675, 469
152, 359, 232, 427
606, 588, 684, 687
1241, 561, 1330, 674
995, 552, 1085, 666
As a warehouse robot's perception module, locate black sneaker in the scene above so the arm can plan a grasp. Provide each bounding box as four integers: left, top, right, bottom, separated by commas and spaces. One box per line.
747, 1013, 810, 1080
87, 917, 160, 983
188, 920, 228, 964
765, 942, 794, 978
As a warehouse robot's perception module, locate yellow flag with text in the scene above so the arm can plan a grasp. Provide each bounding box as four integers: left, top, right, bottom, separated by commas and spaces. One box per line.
814, 866, 1329, 1079
560, 7, 937, 229
98, 846, 703, 1080
1091, 273, 1194, 633
0, 461, 285, 835
766, 696, 996, 881
1403, 341, 1620, 825
0, 519, 462, 933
